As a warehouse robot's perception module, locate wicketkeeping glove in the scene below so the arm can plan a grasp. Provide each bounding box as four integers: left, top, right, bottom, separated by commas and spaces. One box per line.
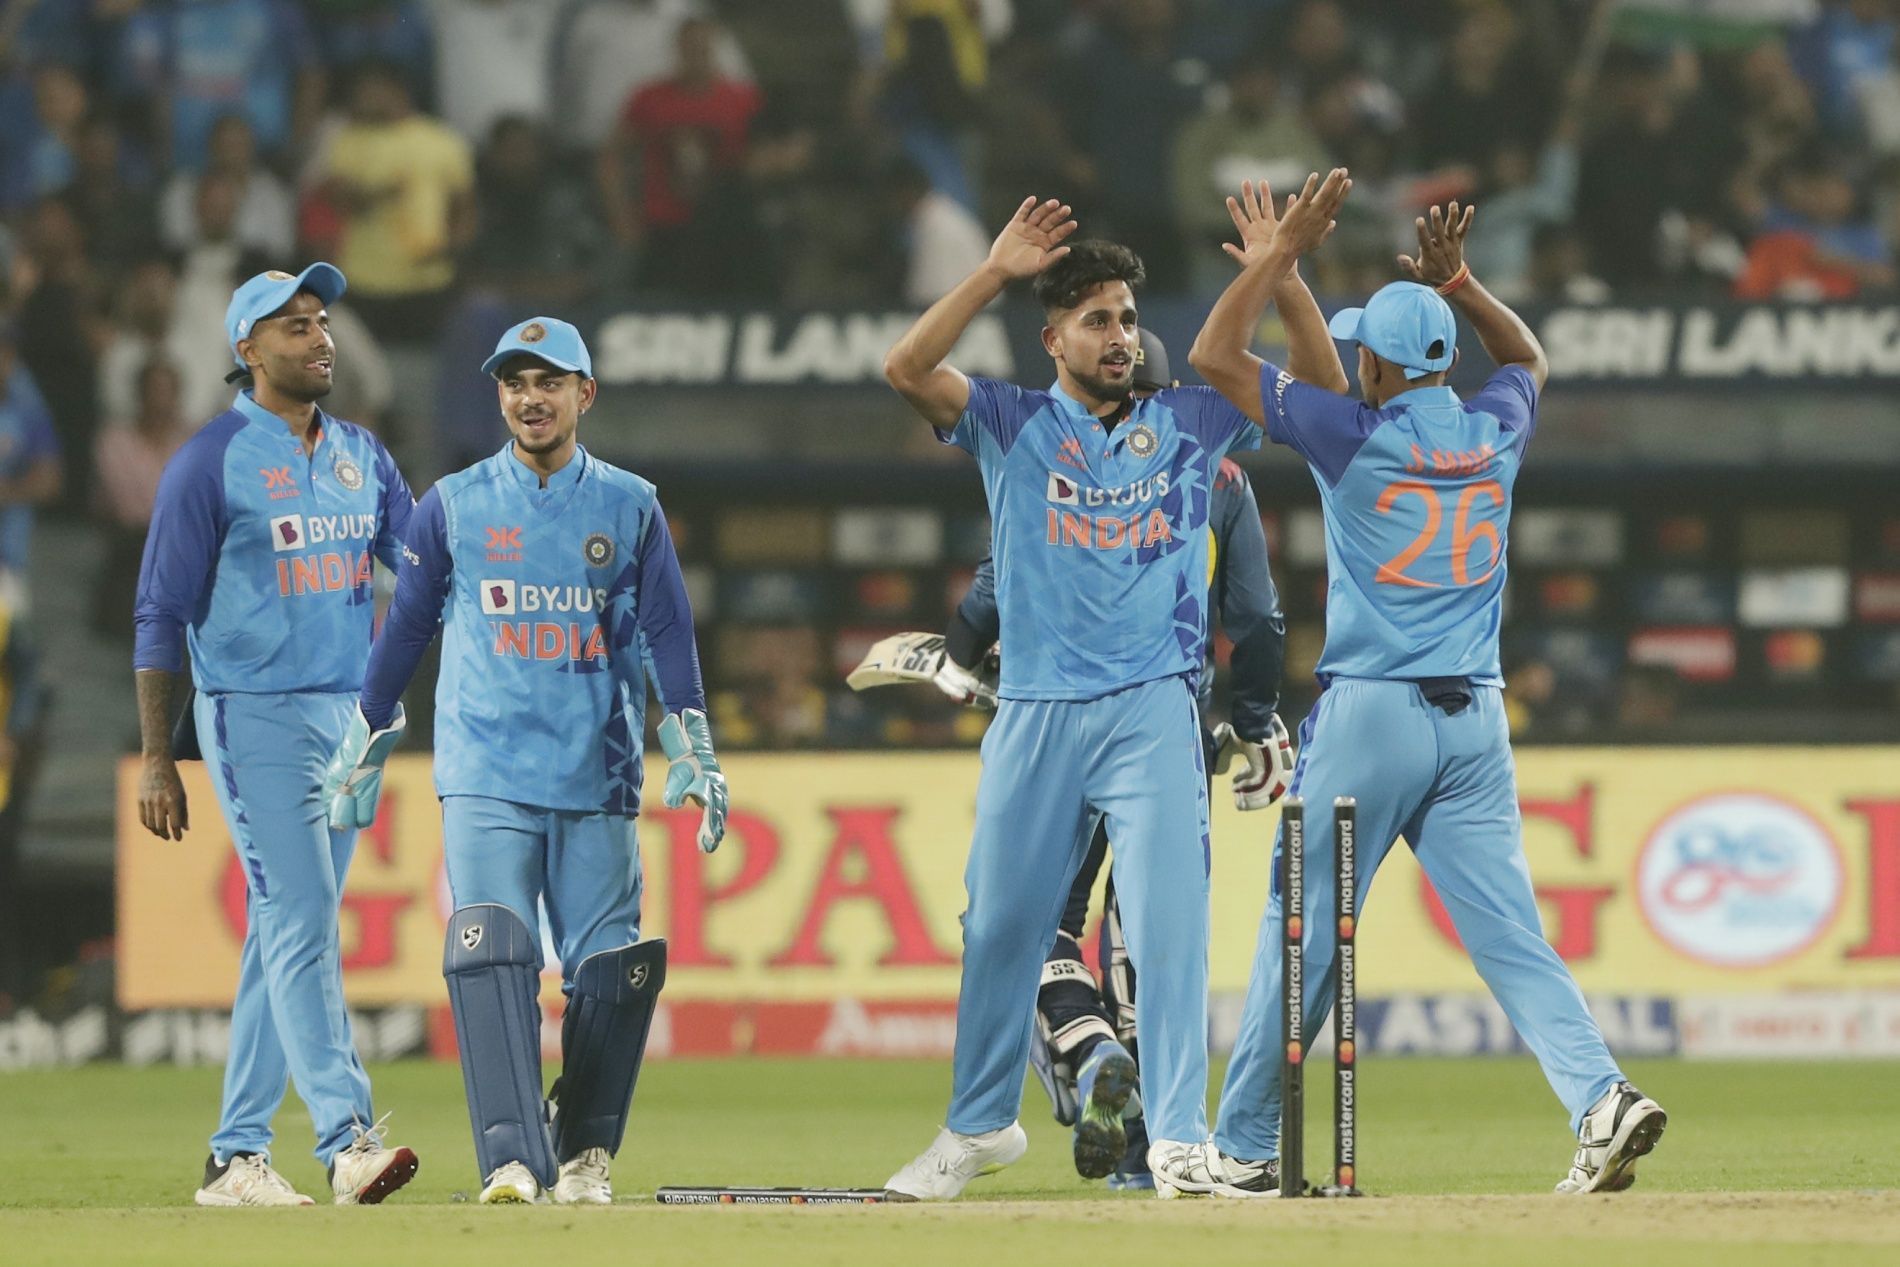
322, 705, 407, 830
659, 707, 728, 853
1212, 713, 1295, 811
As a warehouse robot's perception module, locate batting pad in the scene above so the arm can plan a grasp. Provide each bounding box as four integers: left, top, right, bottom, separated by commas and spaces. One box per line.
552, 939, 668, 1161
444, 904, 558, 1189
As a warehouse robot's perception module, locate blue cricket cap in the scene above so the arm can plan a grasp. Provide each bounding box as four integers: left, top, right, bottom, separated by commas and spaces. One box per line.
1327, 281, 1457, 381
224, 262, 346, 370
482, 317, 593, 378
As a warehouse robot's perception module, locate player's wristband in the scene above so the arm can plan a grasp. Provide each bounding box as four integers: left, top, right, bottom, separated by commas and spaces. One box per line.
1435, 263, 1471, 297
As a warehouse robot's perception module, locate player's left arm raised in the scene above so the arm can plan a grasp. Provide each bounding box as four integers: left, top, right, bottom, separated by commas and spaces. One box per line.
628, 500, 727, 853
1399, 202, 1548, 390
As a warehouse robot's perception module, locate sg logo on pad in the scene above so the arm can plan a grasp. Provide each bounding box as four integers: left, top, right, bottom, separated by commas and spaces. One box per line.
269, 515, 306, 551
480, 579, 517, 614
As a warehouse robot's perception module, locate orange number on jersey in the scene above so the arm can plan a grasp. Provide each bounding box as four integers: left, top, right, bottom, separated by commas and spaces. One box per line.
1374, 481, 1443, 588
1451, 481, 1505, 586
1375, 479, 1505, 588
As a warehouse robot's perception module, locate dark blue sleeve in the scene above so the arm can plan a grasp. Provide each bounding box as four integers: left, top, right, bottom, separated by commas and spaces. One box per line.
360, 486, 450, 729
1465, 364, 1541, 451
1212, 467, 1284, 733
1258, 359, 1384, 488
12, 372, 58, 462
1158, 385, 1260, 457
371, 439, 416, 571
631, 501, 706, 715
944, 554, 998, 668
133, 435, 228, 672
937, 376, 1039, 459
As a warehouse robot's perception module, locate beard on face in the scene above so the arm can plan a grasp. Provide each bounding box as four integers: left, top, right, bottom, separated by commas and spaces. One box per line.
512, 415, 571, 452
268, 351, 334, 402
1071, 365, 1134, 402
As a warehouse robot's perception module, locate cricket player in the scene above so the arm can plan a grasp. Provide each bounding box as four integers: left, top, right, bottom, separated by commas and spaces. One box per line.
1188, 175, 1668, 1194
325, 317, 727, 1206
133, 263, 420, 1207
880, 198, 1269, 1199
938, 330, 1292, 1190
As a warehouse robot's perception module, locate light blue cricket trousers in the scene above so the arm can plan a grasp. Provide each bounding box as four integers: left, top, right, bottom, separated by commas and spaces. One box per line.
950, 675, 1211, 1144
440, 796, 643, 987
1214, 679, 1624, 1161
197, 690, 374, 1166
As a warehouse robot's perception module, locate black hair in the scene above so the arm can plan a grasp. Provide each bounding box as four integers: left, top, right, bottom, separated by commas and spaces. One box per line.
1031, 239, 1146, 315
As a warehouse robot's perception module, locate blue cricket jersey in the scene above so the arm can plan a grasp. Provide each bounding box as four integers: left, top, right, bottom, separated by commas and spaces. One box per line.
941, 377, 1260, 701
133, 391, 414, 692
359, 444, 705, 816
1260, 361, 1539, 684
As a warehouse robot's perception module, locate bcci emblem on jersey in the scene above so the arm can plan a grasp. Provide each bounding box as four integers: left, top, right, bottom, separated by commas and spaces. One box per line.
1127, 423, 1159, 458
583, 532, 615, 567
332, 455, 364, 491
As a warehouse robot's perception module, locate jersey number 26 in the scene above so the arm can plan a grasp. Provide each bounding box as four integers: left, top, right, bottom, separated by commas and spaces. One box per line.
1374, 480, 1504, 589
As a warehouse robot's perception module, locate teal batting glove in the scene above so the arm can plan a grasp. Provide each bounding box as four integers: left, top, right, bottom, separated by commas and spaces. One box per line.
659, 708, 728, 853
322, 705, 407, 830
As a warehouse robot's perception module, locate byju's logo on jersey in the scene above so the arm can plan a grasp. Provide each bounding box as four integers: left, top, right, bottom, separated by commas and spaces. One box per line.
480, 579, 517, 614
1047, 473, 1079, 505
1636, 792, 1843, 968
269, 515, 305, 551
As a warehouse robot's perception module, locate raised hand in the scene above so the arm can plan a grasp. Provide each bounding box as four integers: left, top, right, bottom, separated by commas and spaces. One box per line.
1269, 168, 1352, 260
1398, 201, 1475, 287
987, 196, 1078, 280
1220, 178, 1282, 268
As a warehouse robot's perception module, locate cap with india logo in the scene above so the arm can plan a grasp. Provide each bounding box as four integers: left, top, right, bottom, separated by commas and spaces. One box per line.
224, 262, 347, 370
1326, 281, 1457, 381
482, 316, 593, 378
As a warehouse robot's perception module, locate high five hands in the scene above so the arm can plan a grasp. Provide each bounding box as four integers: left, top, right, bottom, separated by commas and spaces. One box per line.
1398, 201, 1475, 288
987, 196, 1079, 280
1222, 168, 1353, 269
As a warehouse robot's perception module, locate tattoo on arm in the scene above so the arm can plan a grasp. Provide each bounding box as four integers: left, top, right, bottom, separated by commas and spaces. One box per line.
136, 669, 177, 759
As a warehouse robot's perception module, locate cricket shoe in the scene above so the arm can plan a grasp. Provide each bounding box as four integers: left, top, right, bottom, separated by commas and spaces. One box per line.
1106, 1115, 1153, 1191
1210, 1150, 1283, 1198
480, 1161, 546, 1205
884, 1123, 1029, 1200
553, 1148, 613, 1205
1072, 1041, 1139, 1179
1555, 1082, 1667, 1194
195, 1152, 316, 1207
329, 1112, 419, 1205
1147, 1140, 1226, 1199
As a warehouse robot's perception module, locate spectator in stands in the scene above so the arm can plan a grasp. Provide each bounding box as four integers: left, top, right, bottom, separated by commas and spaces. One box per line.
1525, 222, 1611, 303
311, 60, 475, 343
1281, 0, 1356, 95
92, 358, 189, 638
1171, 49, 1328, 288
1412, 4, 1552, 173
980, 5, 1098, 228
158, 115, 294, 257
0, 64, 88, 214
111, 0, 325, 169
1735, 154, 1896, 299
597, 16, 762, 295
467, 115, 607, 303
66, 112, 158, 273
0, 325, 61, 613
552, 0, 752, 152
12, 196, 100, 514
1066, 0, 1204, 282
427, 0, 559, 142
97, 253, 223, 437
884, 156, 988, 306
314, 0, 436, 112
876, 0, 992, 214
1790, 0, 1897, 138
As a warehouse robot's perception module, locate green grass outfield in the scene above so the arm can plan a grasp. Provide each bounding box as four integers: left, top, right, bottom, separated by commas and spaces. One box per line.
2, 1057, 1896, 1266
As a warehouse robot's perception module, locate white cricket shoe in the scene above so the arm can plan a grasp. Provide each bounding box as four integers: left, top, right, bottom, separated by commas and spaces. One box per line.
1555, 1081, 1667, 1194
480, 1161, 546, 1205
1148, 1140, 1225, 1199
884, 1123, 1028, 1200
553, 1148, 613, 1205
194, 1152, 316, 1207
329, 1112, 419, 1205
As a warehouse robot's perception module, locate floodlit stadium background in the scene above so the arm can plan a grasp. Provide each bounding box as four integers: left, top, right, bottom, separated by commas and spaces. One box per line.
1, 0, 1897, 1068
